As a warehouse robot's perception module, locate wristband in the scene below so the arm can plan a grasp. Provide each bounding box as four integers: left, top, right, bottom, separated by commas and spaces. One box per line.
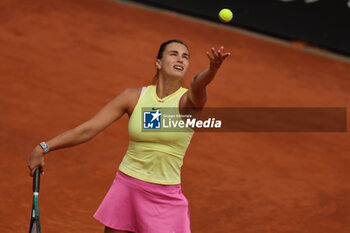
39, 142, 50, 154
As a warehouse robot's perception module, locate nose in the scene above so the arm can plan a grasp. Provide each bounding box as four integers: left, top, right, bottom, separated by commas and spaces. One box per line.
177, 55, 183, 63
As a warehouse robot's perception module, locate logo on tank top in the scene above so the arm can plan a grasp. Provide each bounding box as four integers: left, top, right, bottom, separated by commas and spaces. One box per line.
143, 110, 162, 129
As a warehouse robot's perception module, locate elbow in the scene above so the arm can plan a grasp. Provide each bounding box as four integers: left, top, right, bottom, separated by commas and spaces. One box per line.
81, 130, 93, 143
74, 124, 97, 143
82, 126, 99, 142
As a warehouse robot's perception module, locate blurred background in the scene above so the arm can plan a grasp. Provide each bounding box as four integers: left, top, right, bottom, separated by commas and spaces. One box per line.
0, 0, 349, 233
125, 0, 350, 57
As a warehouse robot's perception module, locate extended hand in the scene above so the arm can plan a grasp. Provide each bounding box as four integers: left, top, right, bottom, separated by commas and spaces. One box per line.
206, 46, 230, 71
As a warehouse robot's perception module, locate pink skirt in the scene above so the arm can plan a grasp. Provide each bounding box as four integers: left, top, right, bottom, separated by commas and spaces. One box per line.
93, 171, 191, 233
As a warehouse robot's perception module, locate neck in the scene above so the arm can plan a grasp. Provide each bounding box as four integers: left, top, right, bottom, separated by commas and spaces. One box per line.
156, 75, 182, 99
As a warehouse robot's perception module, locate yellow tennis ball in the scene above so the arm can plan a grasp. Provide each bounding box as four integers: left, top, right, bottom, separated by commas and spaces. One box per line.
218, 8, 233, 23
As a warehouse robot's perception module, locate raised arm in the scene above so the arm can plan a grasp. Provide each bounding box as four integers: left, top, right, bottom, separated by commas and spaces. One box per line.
27, 88, 140, 176
184, 46, 230, 108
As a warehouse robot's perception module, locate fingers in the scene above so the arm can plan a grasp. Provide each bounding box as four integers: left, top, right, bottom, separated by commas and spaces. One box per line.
207, 46, 231, 63
29, 166, 36, 177
218, 46, 231, 59
206, 51, 213, 61
27, 152, 45, 177
40, 162, 45, 175
27, 159, 34, 177
217, 46, 225, 60
206, 46, 230, 72
218, 46, 230, 59
29, 165, 44, 177
211, 47, 219, 59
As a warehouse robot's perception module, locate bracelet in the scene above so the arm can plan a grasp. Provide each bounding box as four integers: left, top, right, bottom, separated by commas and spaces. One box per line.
39, 142, 50, 154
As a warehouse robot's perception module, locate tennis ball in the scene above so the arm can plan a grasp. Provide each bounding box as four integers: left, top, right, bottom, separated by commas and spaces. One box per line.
218, 8, 233, 23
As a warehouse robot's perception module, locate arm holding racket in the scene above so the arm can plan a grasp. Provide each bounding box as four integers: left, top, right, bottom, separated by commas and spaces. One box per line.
27, 88, 140, 176
184, 46, 230, 108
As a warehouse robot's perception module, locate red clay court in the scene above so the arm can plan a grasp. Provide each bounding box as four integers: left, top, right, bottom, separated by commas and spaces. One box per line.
0, 0, 350, 232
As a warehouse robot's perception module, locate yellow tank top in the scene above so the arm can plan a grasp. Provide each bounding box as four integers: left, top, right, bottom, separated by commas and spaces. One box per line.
119, 85, 194, 184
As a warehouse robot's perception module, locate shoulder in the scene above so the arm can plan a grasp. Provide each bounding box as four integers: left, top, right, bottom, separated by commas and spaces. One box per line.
113, 87, 143, 101
118, 87, 143, 104
108, 87, 143, 108
121, 87, 143, 96
119, 87, 144, 116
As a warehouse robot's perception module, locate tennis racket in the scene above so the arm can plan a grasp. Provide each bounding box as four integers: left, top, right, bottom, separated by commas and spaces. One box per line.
29, 167, 41, 233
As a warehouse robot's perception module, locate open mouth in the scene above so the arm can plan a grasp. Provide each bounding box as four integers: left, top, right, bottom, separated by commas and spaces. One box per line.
173, 65, 184, 71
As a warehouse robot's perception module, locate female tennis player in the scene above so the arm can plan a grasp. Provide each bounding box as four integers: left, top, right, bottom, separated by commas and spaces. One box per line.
27, 39, 230, 233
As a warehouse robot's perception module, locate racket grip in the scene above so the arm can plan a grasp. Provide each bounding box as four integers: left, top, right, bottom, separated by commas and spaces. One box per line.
33, 167, 41, 193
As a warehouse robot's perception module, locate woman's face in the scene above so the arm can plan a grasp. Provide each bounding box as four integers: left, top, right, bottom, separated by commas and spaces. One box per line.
156, 42, 190, 80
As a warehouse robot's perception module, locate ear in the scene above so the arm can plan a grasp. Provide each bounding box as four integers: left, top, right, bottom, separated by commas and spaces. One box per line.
155, 59, 161, 70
